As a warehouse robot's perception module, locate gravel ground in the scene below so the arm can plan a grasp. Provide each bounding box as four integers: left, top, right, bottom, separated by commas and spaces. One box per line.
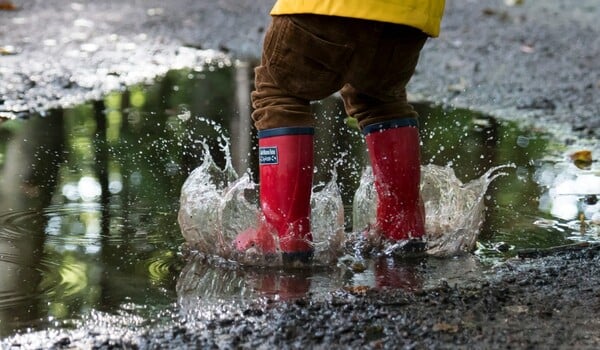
149, 246, 600, 350
4, 245, 600, 349
1, 0, 599, 349
412, 0, 600, 139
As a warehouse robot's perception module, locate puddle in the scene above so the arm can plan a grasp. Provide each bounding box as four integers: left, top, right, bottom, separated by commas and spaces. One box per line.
1, 63, 598, 340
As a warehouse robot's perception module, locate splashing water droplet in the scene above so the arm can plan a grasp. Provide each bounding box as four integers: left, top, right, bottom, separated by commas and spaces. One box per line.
178, 121, 513, 264
423, 164, 513, 256
178, 140, 345, 266
351, 164, 514, 257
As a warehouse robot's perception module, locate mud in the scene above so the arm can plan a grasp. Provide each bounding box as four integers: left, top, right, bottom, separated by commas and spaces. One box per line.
1, 0, 600, 349
147, 246, 600, 350
5, 245, 600, 349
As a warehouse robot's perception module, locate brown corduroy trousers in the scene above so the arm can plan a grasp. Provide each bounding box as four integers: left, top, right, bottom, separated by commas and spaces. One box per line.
251, 14, 429, 131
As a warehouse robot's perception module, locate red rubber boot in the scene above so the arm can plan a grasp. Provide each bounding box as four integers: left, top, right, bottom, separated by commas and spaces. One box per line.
364, 118, 425, 242
235, 127, 314, 263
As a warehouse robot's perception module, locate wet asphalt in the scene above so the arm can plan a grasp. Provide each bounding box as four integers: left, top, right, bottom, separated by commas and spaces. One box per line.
1, 0, 598, 136
1, 0, 600, 348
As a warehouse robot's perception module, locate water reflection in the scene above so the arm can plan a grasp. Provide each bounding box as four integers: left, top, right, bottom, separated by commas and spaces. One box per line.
175, 253, 487, 310
0, 64, 598, 341
177, 258, 319, 303
0, 109, 64, 336
175, 255, 422, 305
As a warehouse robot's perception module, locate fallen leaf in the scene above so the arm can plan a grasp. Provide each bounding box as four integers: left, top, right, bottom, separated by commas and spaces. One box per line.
570, 150, 592, 169
0, 1, 17, 10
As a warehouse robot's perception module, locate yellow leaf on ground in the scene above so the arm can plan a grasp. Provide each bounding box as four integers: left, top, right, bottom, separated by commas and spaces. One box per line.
570, 150, 592, 169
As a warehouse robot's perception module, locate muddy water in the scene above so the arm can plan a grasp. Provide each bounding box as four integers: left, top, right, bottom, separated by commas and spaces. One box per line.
0, 64, 598, 339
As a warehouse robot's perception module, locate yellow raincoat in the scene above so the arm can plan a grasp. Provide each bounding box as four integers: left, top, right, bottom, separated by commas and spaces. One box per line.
270, 0, 445, 37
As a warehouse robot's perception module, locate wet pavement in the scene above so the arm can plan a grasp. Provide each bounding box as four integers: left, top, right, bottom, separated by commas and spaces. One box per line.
413, 0, 600, 138
1, 0, 598, 137
1, 0, 600, 348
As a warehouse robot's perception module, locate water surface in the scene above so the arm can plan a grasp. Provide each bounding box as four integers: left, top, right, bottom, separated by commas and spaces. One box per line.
1, 64, 598, 340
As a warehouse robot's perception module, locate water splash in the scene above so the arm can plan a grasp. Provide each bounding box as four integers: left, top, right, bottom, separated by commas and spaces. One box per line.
423, 164, 513, 256
179, 133, 511, 264
352, 164, 514, 257
177, 140, 249, 261
310, 167, 347, 264
178, 138, 345, 266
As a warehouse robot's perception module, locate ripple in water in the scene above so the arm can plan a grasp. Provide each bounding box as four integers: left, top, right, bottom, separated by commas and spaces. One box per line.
0, 203, 179, 319
0, 209, 44, 241
0, 209, 47, 313
178, 137, 511, 266
0, 253, 40, 312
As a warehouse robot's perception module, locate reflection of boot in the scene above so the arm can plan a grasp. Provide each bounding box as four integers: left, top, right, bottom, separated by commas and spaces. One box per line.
235, 127, 314, 263
176, 260, 312, 303
364, 118, 425, 243
251, 270, 312, 300
374, 257, 423, 291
